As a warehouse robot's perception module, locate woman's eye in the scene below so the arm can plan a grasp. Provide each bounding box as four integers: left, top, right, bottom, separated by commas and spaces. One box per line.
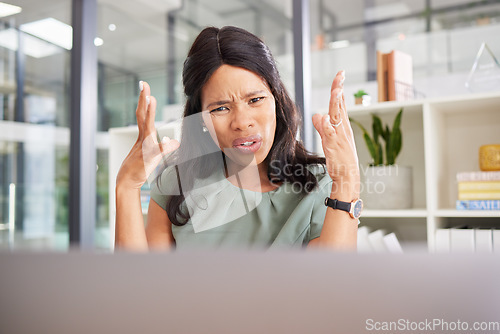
210, 106, 229, 114
249, 97, 265, 104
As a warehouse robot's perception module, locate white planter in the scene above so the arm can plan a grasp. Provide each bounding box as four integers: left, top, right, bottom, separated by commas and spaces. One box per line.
361, 165, 413, 210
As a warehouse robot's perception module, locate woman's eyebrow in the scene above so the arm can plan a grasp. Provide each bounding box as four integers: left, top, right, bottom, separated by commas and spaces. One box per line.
206, 100, 231, 109
244, 90, 267, 98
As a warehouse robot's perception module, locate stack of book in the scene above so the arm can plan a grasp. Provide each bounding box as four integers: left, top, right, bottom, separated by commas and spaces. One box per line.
456, 171, 500, 210
357, 226, 403, 254
435, 227, 500, 253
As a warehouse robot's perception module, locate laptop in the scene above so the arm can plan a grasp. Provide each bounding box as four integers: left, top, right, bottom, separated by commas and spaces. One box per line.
1, 251, 499, 333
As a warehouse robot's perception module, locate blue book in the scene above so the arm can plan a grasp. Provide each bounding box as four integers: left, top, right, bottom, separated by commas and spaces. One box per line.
456, 200, 500, 210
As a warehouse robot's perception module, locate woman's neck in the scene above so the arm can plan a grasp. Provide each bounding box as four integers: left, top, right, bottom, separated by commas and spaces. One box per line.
225, 160, 279, 192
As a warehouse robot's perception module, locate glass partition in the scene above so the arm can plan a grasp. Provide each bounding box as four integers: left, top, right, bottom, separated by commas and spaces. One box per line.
0, 0, 71, 250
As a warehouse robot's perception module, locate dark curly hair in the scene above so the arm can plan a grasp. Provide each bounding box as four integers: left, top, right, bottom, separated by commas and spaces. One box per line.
164, 26, 325, 226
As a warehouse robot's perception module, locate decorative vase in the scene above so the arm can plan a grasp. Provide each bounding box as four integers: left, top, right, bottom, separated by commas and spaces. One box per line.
361, 165, 413, 210
355, 95, 371, 106
479, 144, 500, 171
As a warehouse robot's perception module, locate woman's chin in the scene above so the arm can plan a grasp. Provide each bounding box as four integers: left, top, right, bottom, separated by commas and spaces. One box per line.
224, 149, 258, 168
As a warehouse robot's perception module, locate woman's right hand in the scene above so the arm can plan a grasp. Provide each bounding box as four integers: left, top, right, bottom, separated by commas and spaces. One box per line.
116, 81, 180, 190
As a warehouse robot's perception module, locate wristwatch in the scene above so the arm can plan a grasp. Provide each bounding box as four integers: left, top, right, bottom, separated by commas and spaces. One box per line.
324, 197, 363, 219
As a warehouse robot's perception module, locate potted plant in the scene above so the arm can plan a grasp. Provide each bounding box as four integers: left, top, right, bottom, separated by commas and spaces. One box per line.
350, 108, 413, 209
354, 90, 368, 105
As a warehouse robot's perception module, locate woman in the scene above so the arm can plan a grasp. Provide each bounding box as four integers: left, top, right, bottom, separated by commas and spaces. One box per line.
115, 26, 360, 251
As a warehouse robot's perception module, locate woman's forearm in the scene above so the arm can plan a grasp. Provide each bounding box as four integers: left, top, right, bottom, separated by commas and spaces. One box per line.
115, 184, 149, 251
308, 176, 359, 251
310, 194, 358, 251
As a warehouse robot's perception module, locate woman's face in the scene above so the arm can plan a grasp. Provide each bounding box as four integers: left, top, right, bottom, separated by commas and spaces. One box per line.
201, 64, 276, 169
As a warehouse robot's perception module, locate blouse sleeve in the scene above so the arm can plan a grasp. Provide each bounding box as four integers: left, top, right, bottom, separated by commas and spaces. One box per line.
149, 166, 181, 211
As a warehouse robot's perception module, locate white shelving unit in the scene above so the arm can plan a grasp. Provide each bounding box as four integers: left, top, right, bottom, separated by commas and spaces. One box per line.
315, 91, 500, 252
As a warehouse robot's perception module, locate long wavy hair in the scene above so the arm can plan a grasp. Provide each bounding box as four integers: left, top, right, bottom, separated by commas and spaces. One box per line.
165, 26, 325, 226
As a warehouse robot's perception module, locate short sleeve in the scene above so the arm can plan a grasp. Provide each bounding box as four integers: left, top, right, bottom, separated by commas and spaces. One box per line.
150, 166, 181, 211
308, 168, 333, 241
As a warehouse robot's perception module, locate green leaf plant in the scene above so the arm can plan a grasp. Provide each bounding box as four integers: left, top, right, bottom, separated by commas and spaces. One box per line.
353, 89, 368, 98
350, 108, 403, 166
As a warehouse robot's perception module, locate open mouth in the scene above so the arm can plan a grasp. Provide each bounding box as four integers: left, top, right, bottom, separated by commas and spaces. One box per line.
232, 135, 263, 154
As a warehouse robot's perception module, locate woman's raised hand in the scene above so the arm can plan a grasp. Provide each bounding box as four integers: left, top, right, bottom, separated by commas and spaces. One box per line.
116, 81, 180, 190
312, 71, 360, 200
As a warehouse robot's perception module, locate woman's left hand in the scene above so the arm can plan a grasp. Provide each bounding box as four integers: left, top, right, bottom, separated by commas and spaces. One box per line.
312, 70, 360, 199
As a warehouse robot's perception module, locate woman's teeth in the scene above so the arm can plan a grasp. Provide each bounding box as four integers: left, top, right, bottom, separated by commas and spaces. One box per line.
241, 141, 254, 146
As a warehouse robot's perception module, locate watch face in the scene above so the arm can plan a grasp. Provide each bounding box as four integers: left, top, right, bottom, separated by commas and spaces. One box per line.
352, 199, 363, 218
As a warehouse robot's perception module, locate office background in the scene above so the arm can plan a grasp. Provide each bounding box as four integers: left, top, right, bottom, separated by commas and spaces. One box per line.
1, 0, 499, 251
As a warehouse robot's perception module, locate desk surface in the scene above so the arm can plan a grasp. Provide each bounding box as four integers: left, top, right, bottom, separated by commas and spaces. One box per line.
1, 251, 499, 334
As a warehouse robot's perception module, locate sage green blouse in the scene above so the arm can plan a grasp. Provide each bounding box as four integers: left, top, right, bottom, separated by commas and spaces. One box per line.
150, 164, 332, 249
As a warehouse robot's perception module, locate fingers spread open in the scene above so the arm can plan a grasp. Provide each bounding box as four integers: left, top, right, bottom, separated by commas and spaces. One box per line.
331, 70, 345, 93
313, 113, 341, 142
322, 114, 337, 138
161, 137, 180, 154
136, 81, 152, 134
144, 95, 157, 138
329, 87, 345, 134
312, 113, 325, 138
341, 93, 355, 140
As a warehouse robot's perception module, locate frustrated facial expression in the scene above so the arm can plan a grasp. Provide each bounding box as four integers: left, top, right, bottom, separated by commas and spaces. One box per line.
201, 65, 276, 169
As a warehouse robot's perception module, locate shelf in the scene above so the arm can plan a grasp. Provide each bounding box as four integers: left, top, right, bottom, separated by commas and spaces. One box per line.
435, 209, 500, 218
362, 209, 428, 218
425, 91, 500, 110
427, 94, 500, 209
0, 121, 109, 149
316, 99, 423, 116
348, 99, 424, 115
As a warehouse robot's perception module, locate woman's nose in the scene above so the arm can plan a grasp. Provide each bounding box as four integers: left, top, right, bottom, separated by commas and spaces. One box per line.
230, 104, 254, 130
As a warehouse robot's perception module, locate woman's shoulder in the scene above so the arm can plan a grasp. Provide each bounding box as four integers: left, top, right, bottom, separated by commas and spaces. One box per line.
151, 163, 223, 196
305, 163, 331, 188
150, 165, 180, 197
